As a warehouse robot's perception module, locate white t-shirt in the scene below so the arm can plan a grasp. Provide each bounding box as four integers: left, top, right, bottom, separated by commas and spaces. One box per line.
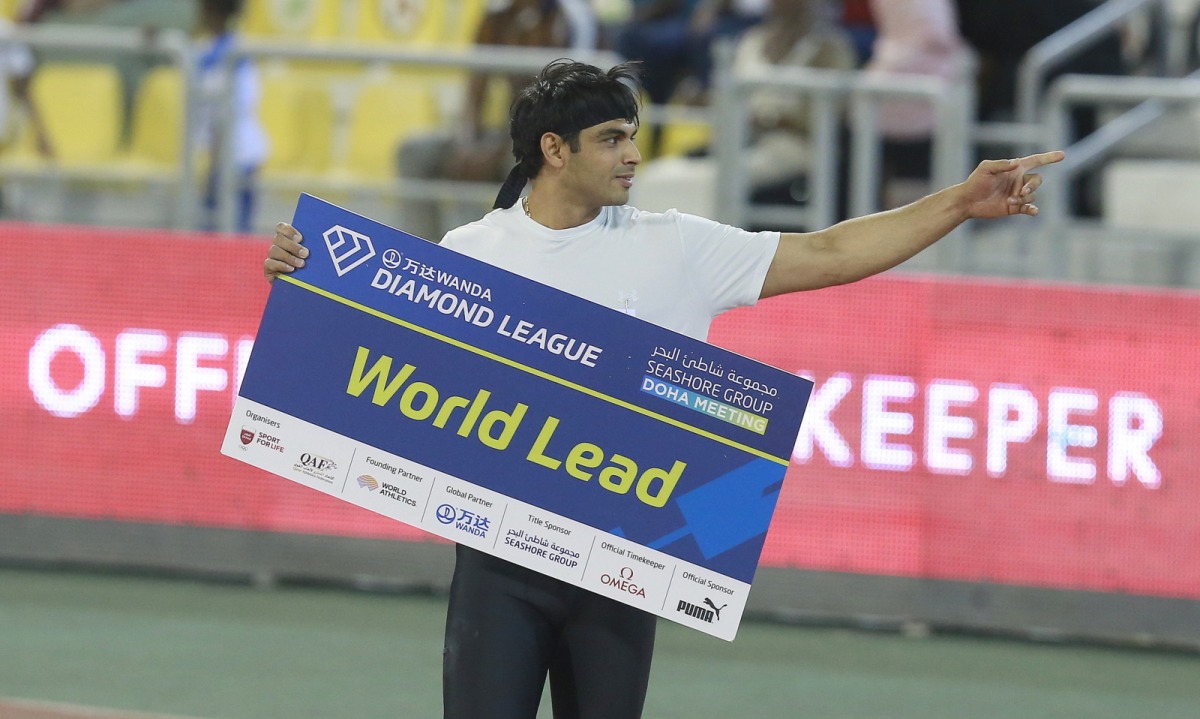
440, 204, 780, 341
194, 32, 268, 171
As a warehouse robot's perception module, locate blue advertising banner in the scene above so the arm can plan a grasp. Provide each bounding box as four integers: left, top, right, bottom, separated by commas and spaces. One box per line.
223, 195, 813, 639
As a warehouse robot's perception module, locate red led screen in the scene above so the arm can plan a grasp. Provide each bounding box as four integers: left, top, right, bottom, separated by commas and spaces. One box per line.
2, 222, 1197, 597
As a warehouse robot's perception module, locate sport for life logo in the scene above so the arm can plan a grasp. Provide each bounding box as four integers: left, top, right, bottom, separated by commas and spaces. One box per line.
323, 225, 376, 276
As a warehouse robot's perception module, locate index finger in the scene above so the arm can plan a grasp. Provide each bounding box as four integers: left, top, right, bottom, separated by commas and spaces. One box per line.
1018, 150, 1065, 169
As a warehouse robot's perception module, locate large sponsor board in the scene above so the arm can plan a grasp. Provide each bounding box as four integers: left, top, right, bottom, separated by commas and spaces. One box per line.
2, 219, 1197, 601
220, 196, 813, 639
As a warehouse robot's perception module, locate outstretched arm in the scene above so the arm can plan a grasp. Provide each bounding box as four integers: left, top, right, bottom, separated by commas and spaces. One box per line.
759, 151, 1065, 298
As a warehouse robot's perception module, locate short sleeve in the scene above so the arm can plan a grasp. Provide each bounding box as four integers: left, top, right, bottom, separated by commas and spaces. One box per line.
672, 211, 780, 316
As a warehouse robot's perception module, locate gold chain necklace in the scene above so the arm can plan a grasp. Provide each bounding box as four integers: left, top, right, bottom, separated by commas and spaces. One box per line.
521, 195, 532, 218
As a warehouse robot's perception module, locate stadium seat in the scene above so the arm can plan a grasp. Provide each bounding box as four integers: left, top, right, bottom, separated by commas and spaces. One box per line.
337, 72, 440, 181
1103, 159, 1200, 233
127, 65, 185, 167
0, 61, 190, 228
258, 64, 335, 176
658, 119, 711, 158
13, 63, 123, 166
353, 0, 445, 45
444, 0, 489, 46
480, 76, 512, 130
240, 0, 341, 40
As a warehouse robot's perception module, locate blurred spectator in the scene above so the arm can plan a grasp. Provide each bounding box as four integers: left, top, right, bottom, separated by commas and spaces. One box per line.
734, 0, 856, 199
7, 1, 119, 159
617, 1, 765, 105
397, 0, 568, 241
193, 0, 267, 232
955, 0, 1127, 215
630, 0, 855, 222
1, 9, 50, 160
441, 0, 567, 183
863, 0, 970, 206
616, 0, 765, 153
839, 0, 874, 64
19, 0, 74, 23
955, 0, 1125, 124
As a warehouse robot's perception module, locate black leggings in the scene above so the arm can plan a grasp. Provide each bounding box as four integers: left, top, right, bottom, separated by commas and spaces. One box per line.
443, 545, 657, 719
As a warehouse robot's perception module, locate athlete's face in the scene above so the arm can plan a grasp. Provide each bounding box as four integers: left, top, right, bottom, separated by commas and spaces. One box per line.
561, 119, 641, 208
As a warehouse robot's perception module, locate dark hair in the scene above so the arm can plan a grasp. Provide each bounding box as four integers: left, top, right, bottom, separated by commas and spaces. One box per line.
493, 59, 641, 209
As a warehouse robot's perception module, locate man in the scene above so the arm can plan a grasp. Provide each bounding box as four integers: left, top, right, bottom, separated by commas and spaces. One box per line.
264, 60, 1062, 719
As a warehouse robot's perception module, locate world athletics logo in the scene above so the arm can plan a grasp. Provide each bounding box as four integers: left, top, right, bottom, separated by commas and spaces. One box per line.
356, 474, 379, 491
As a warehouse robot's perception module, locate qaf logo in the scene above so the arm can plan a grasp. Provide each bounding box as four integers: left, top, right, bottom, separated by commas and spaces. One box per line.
323, 225, 376, 276
299, 453, 336, 472
293, 452, 338, 484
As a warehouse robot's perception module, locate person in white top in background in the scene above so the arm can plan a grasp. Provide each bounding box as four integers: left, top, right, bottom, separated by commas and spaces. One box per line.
864, 0, 970, 139
2, 0, 59, 162
731, 0, 857, 196
263, 59, 1062, 719
863, 0, 972, 206
0, 18, 37, 152
194, 0, 267, 233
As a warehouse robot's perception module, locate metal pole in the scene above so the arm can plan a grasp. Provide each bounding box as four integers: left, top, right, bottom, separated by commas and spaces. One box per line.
932, 78, 974, 272
162, 32, 198, 232
848, 89, 880, 219
711, 39, 742, 227
216, 44, 239, 235
808, 93, 838, 232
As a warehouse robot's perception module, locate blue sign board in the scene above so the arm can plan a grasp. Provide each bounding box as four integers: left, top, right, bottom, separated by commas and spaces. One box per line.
224, 195, 812, 638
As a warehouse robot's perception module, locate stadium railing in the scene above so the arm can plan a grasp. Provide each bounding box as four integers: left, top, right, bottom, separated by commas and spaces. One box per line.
710, 48, 974, 245
1035, 71, 1200, 284
4, 2, 1199, 286
985, 0, 1182, 154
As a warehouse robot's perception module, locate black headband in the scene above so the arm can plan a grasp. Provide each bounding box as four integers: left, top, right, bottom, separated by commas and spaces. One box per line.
493, 165, 526, 210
